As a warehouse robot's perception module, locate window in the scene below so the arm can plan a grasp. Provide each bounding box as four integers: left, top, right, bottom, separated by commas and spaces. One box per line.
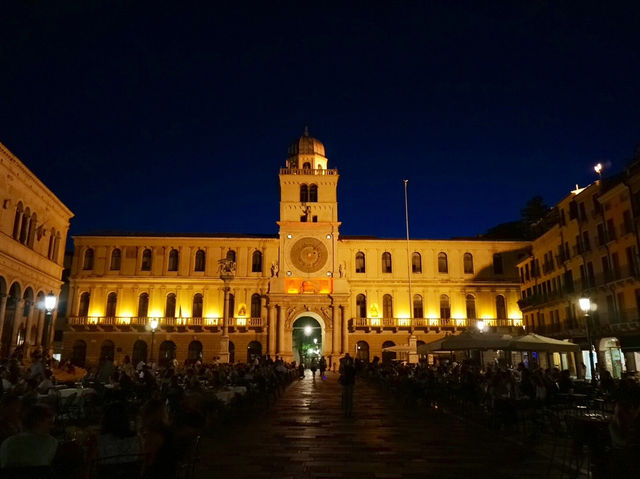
141, 249, 152, 271
110, 248, 121, 270
83, 248, 94, 270
309, 184, 318, 202
252, 251, 263, 273
48, 229, 55, 259
466, 294, 476, 319
105, 292, 117, 317
168, 249, 179, 271
355, 252, 365, 273
302, 162, 311, 169
300, 184, 308, 202
463, 253, 474, 274
493, 253, 504, 275
19, 207, 30, 244
413, 294, 423, 319
251, 293, 261, 318
138, 293, 149, 317
356, 294, 367, 318
382, 252, 392, 273
597, 223, 605, 245
78, 292, 90, 317
192, 293, 203, 318
226, 250, 236, 263
411, 252, 422, 273
607, 219, 616, 241
496, 295, 506, 319
440, 294, 450, 319
165, 293, 176, 318
438, 252, 448, 273
582, 232, 591, 252
194, 249, 206, 272
52, 232, 60, 263
383, 294, 393, 318
12, 202, 23, 240
27, 212, 37, 247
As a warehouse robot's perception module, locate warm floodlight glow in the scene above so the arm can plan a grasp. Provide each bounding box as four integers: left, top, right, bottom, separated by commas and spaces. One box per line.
313, 338, 317, 344
579, 297, 591, 313
149, 318, 159, 331
476, 320, 486, 332
44, 292, 57, 312
594, 163, 603, 175
304, 325, 312, 336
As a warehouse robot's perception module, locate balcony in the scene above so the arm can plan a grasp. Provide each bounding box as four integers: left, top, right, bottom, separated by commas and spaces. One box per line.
351, 317, 523, 332
67, 316, 265, 331
279, 168, 338, 176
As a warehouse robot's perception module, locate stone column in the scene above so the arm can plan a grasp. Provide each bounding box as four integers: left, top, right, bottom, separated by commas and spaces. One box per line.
268, 304, 276, 356
11, 299, 24, 350
0, 295, 7, 353
342, 304, 350, 355
23, 300, 36, 354
219, 282, 230, 363
277, 305, 285, 358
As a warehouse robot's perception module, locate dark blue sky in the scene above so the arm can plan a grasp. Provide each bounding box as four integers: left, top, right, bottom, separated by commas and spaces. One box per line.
1, 1, 639, 241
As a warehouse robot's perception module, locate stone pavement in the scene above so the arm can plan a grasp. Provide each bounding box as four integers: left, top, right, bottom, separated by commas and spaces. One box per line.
197, 371, 555, 479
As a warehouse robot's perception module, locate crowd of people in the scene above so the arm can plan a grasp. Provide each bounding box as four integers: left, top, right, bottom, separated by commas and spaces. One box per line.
0, 348, 299, 477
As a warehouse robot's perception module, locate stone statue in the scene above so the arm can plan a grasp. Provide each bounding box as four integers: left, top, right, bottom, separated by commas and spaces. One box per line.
218, 258, 236, 276
338, 263, 345, 278
271, 261, 279, 277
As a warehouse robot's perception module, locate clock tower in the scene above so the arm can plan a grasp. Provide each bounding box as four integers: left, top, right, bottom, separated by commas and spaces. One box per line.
275, 128, 341, 294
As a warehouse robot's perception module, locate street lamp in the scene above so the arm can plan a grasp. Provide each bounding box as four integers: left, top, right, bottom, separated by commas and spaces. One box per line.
476, 320, 486, 333
42, 292, 57, 353
304, 325, 312, 336
579, 297, 596, 382
149, 318, 159, 364
594, 163, 603, 180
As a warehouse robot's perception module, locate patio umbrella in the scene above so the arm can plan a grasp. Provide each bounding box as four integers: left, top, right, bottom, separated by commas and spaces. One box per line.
381, 344, 414, 353
417, 337, 447, 354
507, 333, 579, 352
440, 330, 513, 351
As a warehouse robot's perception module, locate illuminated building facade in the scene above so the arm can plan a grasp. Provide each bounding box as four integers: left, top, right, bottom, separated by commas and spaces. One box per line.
0, 141, 73, 358
518, 160, 640, 378
64, 131, 528, 366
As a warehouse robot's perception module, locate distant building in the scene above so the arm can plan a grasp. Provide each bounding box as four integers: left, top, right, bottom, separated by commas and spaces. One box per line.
0, 141, 73, 358
64, 130, 528, 367
518, 159, 640, 378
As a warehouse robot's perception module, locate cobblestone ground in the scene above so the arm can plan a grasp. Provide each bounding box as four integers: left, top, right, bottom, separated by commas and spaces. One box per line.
197, 372, 554, 479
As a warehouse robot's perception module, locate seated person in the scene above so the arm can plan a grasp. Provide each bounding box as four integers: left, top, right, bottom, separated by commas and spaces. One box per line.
97, 402, 141, 464
0, 404, 57, 468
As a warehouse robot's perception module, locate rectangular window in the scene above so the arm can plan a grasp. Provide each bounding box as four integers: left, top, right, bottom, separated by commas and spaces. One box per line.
587, 262, 595, 287
493, 253, 503, 275
618, 292, 626, 321
627, 246, 636, 276
612, 252, 620, 279
582, 232, 590, 251
597, 224, 605, 245
575, 235, 582, 254
606, 295, 615, 322
623, 210, 633, 235
579, 202, 587, 221
607, 218, 616, 241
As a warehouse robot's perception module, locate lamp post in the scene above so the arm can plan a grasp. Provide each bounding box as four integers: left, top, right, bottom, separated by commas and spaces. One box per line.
218, 258, 236, 363
579, 297, 596, 382
149, 318, 159, 365
43, 292, 57, 354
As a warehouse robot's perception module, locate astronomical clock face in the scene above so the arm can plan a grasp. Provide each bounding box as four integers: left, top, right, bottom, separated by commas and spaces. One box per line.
289, 237, 328, 273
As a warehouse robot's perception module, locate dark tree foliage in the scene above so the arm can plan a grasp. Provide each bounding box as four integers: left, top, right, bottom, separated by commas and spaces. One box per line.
482, 195, 551, 240
521, 195, 550, 226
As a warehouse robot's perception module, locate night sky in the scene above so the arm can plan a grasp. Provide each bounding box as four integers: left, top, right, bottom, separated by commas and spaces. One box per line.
2, 2, 639, 243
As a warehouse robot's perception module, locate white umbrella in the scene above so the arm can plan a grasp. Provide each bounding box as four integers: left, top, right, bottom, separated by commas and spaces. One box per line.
507, 333, 579, 352
382, 344, 414, 353
440, 330, 513, 351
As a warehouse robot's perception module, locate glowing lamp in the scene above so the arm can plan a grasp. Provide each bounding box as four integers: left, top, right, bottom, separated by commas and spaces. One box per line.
579, 298, 591, 313
149, 318, 159, 331
44, 292, 57, 313
476, 320, 486, 332
304, 325, 312, 336
594, 163, 603, 175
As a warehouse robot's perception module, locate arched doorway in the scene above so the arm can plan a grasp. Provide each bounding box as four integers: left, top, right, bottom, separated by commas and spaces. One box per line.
159, 341, 177, 367
1, 282, 21, 359
356, 341, 369, 362
188, 341, 203, 363
229, 341, 235, 363
382, 340, 396, 363
72, 340, 87, 367
132, 340, 148, 364
292, 316, 323, 366
247, 341, 262, 363
100, 340, 115, 361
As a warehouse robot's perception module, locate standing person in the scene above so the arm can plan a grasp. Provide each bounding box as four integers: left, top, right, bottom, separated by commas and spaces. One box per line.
319, 356, 327, 378
339, 354, 356, 417
298, 362, 305, 379
310, 358, 318, 378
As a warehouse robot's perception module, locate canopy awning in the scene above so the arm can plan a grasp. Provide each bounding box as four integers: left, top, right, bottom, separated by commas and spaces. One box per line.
506, 333, 579, 352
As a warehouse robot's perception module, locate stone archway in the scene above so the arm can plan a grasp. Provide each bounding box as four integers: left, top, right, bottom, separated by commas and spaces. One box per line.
288, 310, 327, 365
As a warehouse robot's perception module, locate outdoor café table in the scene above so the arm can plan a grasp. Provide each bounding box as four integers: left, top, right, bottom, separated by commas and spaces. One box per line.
215, 386, 248, 404
58, 387, 96, 399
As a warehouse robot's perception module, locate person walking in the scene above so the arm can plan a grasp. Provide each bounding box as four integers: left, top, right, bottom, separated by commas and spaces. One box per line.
310, 358, 318, 378
319, 356, 327, 378
339, 354, 356, 417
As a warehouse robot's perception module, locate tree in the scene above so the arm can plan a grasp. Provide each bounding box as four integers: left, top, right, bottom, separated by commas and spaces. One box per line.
521, 195, 549, 226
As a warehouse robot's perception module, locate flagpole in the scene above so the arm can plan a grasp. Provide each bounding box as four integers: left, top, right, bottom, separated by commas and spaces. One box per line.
404, 180, 413, 335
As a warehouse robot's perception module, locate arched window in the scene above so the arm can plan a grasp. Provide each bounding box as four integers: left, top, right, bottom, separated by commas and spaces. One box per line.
138, 293, 149, 318
132, 340, 147, 364
440, 294, 451, 319
382, 340, 396, 363
72, 340, 87, 367
83, 248, 94, 270
78, 292, 90, 317
302, 162, 311, 169
309, 184, 318, 202
194, 249, 205, 272
438, 252, 448, 273
47, 229, 55, 259
105, 292, 117, 317
382, 252, 392, 273
228, 293, 235, 318
27, 212, 37, 248
413, 294, 424, 319
412, 252, 422, 273
250, 293, 261, 318
383, 294, 393, 318
188, 341, 203, 362
141, 249, 152, 271
493, 253, 504, 275
464, 253, 474, 274
300, 184, 309, 202
168, 249, 179, 271
12, 202, 23, 240
19, 207, 30, 244
100, 340, 115, 361
496, 295, 506, 319
247, 341, 262, 362
356, 294, 367, 318
165, 293, 176, 318
159, 341, 176, 367
356, 341, 369, 362
226, 250, 236, 263
466, 294, 476, 319
192, 293, 203, 318
355, 252, 366, 273
251, 251, 263, 273
110, 248, 121, 270
52, 232, 60, 263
